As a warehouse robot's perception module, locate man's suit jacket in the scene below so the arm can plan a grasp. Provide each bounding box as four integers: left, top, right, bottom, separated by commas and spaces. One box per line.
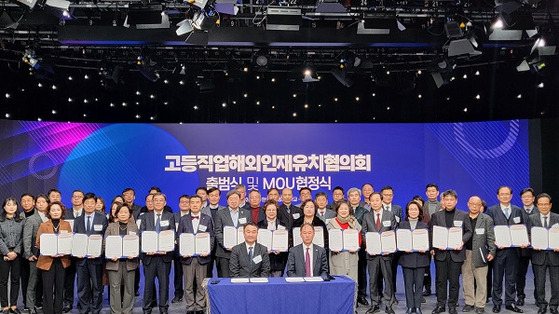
278, 204, 303, 230
204, 205, 226, 224
470, 213, 497, 268
362, 209, 398, 261
229, 242, 270, 277
398, 220, 431, 268
286, 243, 328, 277
383, 203, 403, 222
139, 210, 176, 264
530, 212, 559, 266
73, 212, 108, 266
214, 207, 252, 259
316, 208, 337, 224
486, 204, 527, 257
104, 220, 140, 271
64, 208, 83, 221
131, 204, 142, 221
429, 209, 473, 262
425, 201, 443, 218
23, 211, 44, 259
177, 212, 214, 265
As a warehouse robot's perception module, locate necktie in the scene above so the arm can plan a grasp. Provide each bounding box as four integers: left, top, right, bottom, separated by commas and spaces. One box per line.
386, 205, 390, 212
156, 214, 161, 232
191, 216, 199, 220
544, 216, 548, 228
504, 208, 510, 219
305, 247, 311, 277
248, 247, 253, 263
526, 208, 531, 215
376, 213, 381, 230
86, 216, 91, 234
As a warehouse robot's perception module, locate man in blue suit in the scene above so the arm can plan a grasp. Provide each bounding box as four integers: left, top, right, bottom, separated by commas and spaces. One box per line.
73, 193, 108, 314
177, 195, 214, 314
140, 193, 176, 314
486, 186, 527, 313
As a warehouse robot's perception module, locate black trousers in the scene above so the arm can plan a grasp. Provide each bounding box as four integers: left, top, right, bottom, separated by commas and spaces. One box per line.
217, 257, 231, 278
516, 255, 534, 299
76, 260, 103, 314
142, 257, 171, 311
0, 255, 21, 307
403, 267, 426, 309
42, 259, 65, 314
533, 256, 559, 309
423, 259, 432, 292
20, 258, 29, 308
486, 260, 493, 300
173, 257, 183, 299
63, 259, 76, 307
357, 247, 368, 298
492, 249, 518, 307
434, 254, 462, 308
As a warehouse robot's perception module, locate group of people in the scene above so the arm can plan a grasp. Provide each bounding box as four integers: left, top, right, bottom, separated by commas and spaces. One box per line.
0, 183, 556, 314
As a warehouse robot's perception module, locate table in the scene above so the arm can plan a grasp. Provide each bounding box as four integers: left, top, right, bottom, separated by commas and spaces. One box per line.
206, 276, 356, 314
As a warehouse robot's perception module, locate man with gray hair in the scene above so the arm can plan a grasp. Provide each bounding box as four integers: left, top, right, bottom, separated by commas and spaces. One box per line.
214, 190, 253, 277
235, 184, 250, 211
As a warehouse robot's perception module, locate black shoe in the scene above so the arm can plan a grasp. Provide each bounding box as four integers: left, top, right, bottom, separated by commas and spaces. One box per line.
505, 304, 523, 313
492, 305, 501, 313
406, 308, 414, 314
196, 311, 204, 314
159, 309, 168, 314
62, 305, 71, 313
416, 309, 423, 314
135, 291, 140, 296
463, 305, 475, 312
171, 297, 183, 303
10, 309, 21, 314
538, 307, 547, 314
550, 308, 558, 314
366, 305, 380, 314
385, 306, 395, 314
432, 306, 445, 314
449, 307, 458, 314
423, 289, 431, 297
516, 298, 525, 306
475, 308, 485, 314
358, 296, 370, 306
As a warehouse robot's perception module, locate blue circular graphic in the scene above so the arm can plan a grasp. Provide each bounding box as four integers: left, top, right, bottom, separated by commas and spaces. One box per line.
58, 124, 199, 209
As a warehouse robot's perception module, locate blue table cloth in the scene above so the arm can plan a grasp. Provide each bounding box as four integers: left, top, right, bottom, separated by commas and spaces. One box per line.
207, 276, 356, 314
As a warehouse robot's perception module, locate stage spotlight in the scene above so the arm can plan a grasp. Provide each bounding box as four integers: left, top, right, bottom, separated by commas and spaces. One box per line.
253, 49, 270, 69
22, 49, 40, 69
331, 67, 353, 87
176, 19, 194, 36
302, 69, 319, 83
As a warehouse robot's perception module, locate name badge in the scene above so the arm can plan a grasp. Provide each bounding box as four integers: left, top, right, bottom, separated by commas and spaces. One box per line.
238, 217, 247, 225
199, 225, 207, 232
395, 216, 400, 223
382, 221, 391, 227
325, 219, 331, 225
292, 213, 300, 219
513, 216, 521, 224
277, 225, 285, 230
139, 212, 144, 216
454, 220, 463, 227
475, 228, 485, 235
129, 231, 136, 235
93, 224, 102, 232
253, 255, 262, 264
136, 219, 142, 228
160, 220, 169, 227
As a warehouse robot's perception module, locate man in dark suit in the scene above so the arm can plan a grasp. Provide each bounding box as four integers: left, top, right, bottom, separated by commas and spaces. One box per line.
235, 184, 251, 211
485, 186, 527, 313
123, 188, 143, 221
205, 187, 225, 277
214, 190, 253, 277
362, 192, 398, 314
516, 187, 537, 306
380, 186, 403, 301
461, 196, 496, 313
347, 187, 370, 307
73, 193, 108, 314
359, 183, 374, 210
286, 223, 328, 277
63, 190, 84, 313
315, 192, 336, 224
177, 195, 214, 314
429, 190, 473, 314
530, 193, 559, 314
278, 188, 303, 230
172, 195, 190, 304
327, 186, 345, 210
229, 222, 270, 277
424, 183, 443, 297
140, 192, 176, 314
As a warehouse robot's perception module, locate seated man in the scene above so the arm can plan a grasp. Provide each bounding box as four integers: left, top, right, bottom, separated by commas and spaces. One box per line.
286, 223, 328, 277
229, 222, 270, 278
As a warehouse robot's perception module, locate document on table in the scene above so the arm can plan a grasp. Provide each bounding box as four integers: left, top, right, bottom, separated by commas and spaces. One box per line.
447, 227, 463, 249
328, 229, 343, 252
343, 229, 360, 251
366, 232, 381, 255
122, 234, 139, 257
105, 236, 123, 259
396, 229, 412, 252
141, 231, 158, 253
231, 278, 250, 283
531, 227, 549, 250
72, 234, 88, 257
271, 229, 289, 252
494, 225, 512, 248
195, 233, 211, 255
250, 278, 268, 283
58, 233, 73, 255
285, 277, 305, 283
510, 224, 529, 247
432, 226, 448, 249
380, 231, 396, 253
549, 228, 559, 250
412, 229, 430, 251
293, 227, 303, 247
87, 235, 103, 256
40, 234, 58, 256
313, 227, 324, 247
179, 233, 195, 256
158, 230, 175, 252
257, 229, 273, 250
304, 277, 324, 282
